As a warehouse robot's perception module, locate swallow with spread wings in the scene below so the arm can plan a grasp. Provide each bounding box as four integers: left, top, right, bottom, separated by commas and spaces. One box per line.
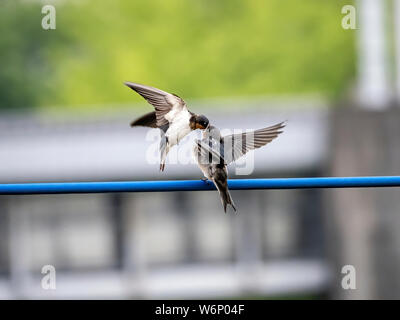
125, 82, 210, 171
193, 122, 285, 212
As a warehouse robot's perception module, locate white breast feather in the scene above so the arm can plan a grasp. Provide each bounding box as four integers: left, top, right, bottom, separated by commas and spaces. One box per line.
166, 109, 191, 146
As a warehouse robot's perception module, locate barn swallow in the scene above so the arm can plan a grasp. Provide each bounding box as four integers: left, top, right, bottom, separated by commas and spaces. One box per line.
193, 122, 286, 213
125, 82, 209, 171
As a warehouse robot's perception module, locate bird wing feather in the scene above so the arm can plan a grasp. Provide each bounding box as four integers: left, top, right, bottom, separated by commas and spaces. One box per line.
125, 82, 188, 127
221, 121, 286, 164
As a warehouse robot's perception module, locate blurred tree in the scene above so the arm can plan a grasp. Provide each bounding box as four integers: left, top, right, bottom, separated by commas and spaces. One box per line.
0, 0, 355, 111
0, 1, 72, 110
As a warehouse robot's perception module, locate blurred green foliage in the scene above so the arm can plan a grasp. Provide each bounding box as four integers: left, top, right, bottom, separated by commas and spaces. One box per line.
0, 0, 355, 111
0, 1, 72, 110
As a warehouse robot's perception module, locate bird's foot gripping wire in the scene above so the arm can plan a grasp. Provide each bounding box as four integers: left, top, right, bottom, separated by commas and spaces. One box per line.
201, 177, 209, 182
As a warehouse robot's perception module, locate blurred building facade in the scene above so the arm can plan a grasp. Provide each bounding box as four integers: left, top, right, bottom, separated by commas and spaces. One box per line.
0, 99, 331, 299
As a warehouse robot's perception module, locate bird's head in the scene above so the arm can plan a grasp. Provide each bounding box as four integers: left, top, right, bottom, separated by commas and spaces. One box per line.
190, 114, 210, 130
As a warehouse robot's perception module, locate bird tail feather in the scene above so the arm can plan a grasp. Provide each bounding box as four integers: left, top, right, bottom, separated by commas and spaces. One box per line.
213, 179, 237, 213
130, 111, 157, 128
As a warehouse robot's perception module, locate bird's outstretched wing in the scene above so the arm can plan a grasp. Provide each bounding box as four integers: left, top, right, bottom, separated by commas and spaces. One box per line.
221, 121, 286, 164
125, 82, 188, 127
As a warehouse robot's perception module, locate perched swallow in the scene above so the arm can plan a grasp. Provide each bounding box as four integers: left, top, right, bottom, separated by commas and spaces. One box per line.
125, 82, 210, 171
193, 122, 286, 213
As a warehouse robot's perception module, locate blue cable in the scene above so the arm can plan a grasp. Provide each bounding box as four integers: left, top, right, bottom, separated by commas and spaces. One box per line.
0, 176, 400, 195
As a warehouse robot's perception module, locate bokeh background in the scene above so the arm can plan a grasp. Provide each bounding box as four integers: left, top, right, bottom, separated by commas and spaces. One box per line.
0, 0, 399, 299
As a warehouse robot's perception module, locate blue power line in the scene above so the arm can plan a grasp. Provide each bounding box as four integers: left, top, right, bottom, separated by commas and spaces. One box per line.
0, 176, 400, 195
